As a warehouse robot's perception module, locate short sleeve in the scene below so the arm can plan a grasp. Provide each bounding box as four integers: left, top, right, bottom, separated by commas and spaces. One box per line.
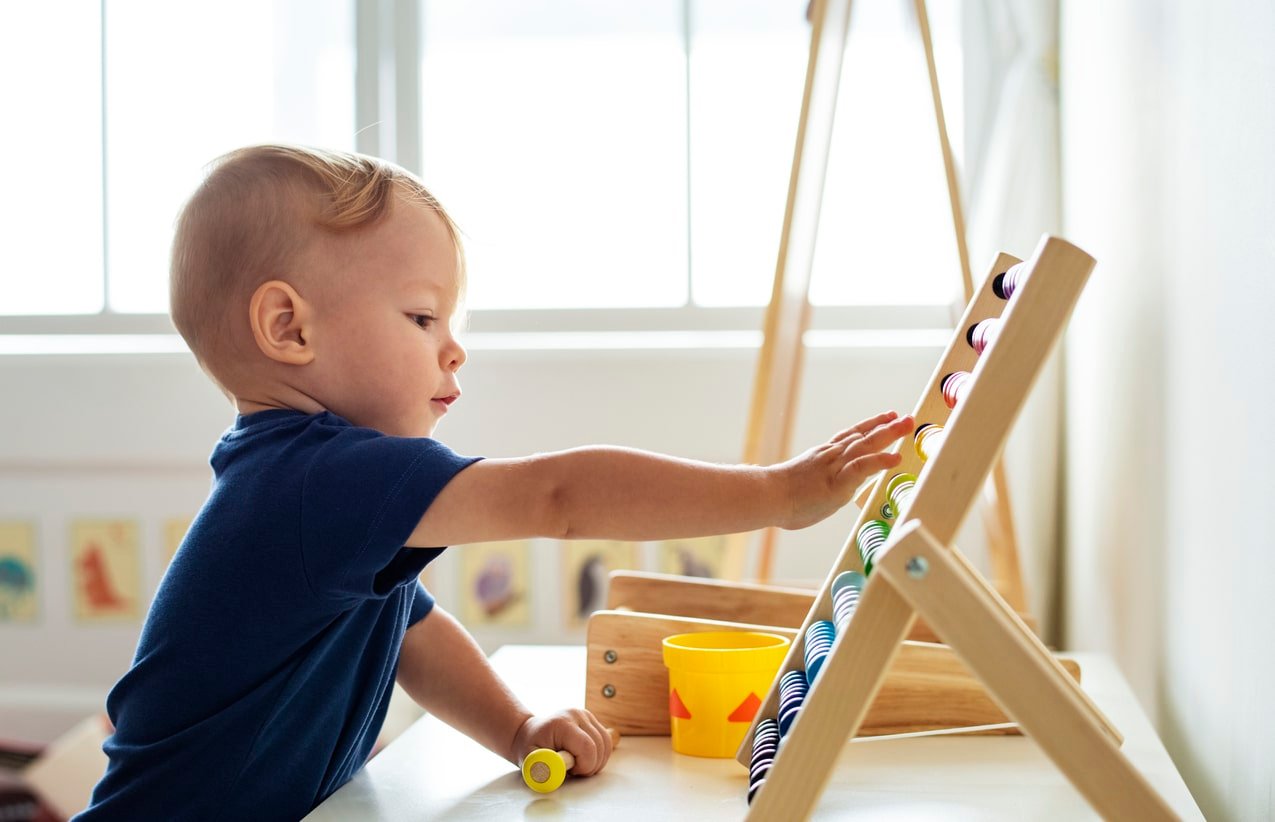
409, 580, 436, 626
300, 427, 480, 601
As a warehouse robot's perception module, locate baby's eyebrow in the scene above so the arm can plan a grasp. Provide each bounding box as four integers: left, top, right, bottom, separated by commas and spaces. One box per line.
404, 277, 461, 306
402, 283, 442, 301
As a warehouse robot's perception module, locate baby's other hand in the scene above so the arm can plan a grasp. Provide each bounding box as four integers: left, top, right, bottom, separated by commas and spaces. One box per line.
511, 709, 614, 776
777, 411, 915, 530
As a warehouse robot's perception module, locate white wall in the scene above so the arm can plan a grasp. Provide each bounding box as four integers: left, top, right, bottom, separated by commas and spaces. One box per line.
1061, 2, 1275, 819
6, 336, 1020, 745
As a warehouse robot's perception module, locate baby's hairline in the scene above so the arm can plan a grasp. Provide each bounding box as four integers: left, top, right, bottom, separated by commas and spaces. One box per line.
170, 145, 467, 397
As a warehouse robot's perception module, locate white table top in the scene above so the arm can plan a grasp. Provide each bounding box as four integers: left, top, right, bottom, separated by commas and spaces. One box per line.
307, 645, 1202, 821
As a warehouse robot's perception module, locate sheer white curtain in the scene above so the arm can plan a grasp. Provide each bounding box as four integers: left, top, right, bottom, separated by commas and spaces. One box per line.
962, 0, 1064, 639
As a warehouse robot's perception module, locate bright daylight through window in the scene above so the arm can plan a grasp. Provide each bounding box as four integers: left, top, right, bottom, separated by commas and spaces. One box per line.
0, 0, 962, 321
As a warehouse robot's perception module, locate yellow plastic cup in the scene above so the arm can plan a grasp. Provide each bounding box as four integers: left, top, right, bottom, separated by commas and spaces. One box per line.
662, 631, 791, 758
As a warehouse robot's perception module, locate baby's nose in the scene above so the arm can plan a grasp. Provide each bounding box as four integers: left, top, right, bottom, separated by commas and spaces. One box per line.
445, 340, 467, 371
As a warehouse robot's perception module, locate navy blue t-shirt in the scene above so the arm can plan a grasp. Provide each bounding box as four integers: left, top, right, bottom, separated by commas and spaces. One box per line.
76, 410, 481, 821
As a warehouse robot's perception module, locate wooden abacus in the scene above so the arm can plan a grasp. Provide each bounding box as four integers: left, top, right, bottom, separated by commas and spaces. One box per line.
738, 234, 1178, 820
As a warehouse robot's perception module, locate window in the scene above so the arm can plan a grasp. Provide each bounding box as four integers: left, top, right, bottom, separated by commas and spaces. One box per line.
0, 0, 963, 324
1, 1, 104, 315
105, 0, 355, 314
0, 0, 354, 317
420, 0, 964, 312
420, 1, 689, 310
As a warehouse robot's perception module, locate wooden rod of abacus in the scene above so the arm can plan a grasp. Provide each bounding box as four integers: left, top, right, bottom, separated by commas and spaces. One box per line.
877, 522, 1176, 820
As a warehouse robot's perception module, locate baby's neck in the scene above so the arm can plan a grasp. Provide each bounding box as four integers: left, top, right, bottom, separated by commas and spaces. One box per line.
235, 392, 326, 418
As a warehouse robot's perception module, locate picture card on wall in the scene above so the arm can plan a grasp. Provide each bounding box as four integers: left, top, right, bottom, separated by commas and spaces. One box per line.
458, 540, 532, 627
70, 519, 142, 623
657, 535, 728, 579
560, 540, 639, 629
0, 521, 38, 623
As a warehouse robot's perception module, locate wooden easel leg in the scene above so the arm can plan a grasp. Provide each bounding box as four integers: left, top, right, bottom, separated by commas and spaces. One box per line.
877, 522, 1177, 821
743, 580, 916, 821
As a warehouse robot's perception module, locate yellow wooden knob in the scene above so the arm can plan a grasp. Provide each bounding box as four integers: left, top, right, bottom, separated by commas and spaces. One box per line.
520, 728, 619, 793
522, 748, 570, 793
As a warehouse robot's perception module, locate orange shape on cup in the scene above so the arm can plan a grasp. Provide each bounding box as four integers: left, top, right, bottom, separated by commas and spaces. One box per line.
669, 688, 692, 719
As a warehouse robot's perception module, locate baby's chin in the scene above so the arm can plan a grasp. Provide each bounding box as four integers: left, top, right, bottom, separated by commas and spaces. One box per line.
401, 415, 441, 440
342, 411, 436, 439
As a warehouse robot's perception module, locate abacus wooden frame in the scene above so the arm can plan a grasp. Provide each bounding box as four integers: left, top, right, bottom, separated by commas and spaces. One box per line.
737, 235, 1178, 821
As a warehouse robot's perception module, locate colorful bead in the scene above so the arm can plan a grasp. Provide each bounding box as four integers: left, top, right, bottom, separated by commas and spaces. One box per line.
967, 318, 1001, 355
914, 423, 946, 461
856, 519, 891, 576
803, 620, 836, 682
777, 670, 808, 736
748, 718, 780, 804
886, 473, 917, 519
993, 262, 1028, 299
831, 571, 865, 631
941, 371, 972, 409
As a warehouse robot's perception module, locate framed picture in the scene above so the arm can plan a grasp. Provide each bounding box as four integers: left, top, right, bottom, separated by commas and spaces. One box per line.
458, 540, 531, 627
560, 540, 638, 629
70, 519, 142, 623
657, 535, 728, 579
0, 521, 38, 623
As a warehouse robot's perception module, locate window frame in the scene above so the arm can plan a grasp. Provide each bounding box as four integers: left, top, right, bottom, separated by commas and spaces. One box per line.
0, 0, 963, 348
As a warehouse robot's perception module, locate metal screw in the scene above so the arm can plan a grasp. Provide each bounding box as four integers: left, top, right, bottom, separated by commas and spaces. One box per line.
604, 650, 618, 664
602, 685, 616, 698
906, 556, 929, 579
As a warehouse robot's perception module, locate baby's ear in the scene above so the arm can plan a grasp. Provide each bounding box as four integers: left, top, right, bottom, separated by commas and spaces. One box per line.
248, 280, 315, 365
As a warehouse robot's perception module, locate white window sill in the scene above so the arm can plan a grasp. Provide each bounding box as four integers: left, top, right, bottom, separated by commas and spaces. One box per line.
0, 328, 952, 357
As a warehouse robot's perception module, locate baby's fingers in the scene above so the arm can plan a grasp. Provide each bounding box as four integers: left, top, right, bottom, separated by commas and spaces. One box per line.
578, 714, 614, 775
561, 722, 601, 775
831, 410, 899, 444
836, 450, 903, 486
846, 414, 915, 454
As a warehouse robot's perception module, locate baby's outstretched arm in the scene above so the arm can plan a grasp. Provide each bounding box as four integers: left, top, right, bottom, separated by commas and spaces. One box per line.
396, 606, 612, 773
408, 411, 913, 548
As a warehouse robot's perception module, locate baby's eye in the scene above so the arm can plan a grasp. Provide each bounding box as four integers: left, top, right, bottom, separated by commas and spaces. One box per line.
409, 314, 434, 329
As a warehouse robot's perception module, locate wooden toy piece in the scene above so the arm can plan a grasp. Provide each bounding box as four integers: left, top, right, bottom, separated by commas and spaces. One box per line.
585, 608, 1078, 738
521, 727, 621, 794
601, 569, 1040, 657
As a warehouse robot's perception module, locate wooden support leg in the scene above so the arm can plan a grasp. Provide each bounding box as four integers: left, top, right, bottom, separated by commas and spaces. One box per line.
877, 521, 1177, 821
945, 545, 1122, 744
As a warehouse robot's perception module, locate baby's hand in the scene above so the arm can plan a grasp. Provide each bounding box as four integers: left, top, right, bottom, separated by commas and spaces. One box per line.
511, 709, 614, 776
775, 411, 914, 531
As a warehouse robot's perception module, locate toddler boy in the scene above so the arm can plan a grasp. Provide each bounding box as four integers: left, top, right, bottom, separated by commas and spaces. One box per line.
77, 145, 913, 819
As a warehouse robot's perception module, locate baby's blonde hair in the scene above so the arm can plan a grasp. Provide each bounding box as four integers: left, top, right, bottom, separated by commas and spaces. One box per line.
170, 144, 463, 392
